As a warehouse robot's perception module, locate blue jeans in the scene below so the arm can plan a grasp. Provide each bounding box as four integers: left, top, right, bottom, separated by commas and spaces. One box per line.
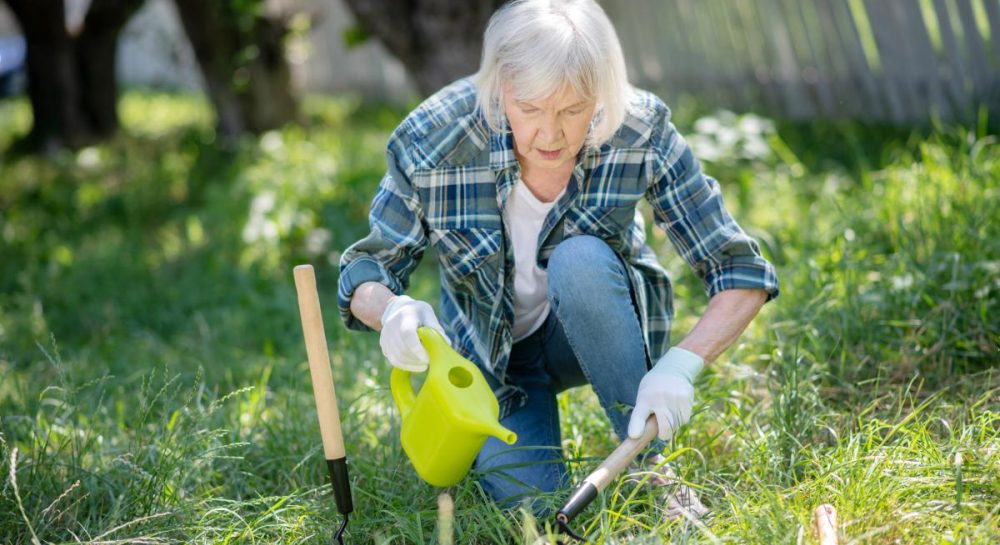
473, 235, 658, 510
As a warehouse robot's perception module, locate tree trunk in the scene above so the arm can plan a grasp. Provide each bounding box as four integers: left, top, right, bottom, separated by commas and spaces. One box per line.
239, 15, 296, 133
172, 0, 246, 137
6, 0, 86, 151
341, 0, 504, 96
76, 0, 146, 138
173, 0, 297, 140
3, 0, 145, 153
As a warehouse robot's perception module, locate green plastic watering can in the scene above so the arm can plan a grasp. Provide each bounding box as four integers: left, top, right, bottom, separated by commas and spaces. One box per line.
390, 327, 518, 487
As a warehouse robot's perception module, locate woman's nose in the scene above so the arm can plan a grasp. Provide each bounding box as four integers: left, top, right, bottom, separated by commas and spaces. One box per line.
537, 117, 562, 143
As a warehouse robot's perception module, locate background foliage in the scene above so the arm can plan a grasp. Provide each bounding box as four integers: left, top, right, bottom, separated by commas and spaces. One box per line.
1, 92, 998, 543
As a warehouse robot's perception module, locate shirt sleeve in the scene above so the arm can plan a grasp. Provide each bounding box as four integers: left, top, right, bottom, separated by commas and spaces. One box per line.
645, 114, 779, 302
338, 136, 429, 332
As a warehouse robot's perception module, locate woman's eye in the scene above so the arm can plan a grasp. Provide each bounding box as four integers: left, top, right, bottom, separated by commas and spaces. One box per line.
521, 107, 539, 114
565, 109, 584, 115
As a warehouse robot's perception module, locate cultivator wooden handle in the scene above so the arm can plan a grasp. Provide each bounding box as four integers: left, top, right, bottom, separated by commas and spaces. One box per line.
294, 265, 353, 544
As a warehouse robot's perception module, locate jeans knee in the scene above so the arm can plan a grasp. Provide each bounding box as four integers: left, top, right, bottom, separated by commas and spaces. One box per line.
547, 235, 621, 300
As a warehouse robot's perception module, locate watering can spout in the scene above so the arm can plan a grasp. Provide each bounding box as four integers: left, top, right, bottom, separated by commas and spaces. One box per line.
473, 420, 518, 445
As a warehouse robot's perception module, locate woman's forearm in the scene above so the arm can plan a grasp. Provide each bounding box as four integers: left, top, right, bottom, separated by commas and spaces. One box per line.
349, 281, 398, 331
676, 288, 768, 364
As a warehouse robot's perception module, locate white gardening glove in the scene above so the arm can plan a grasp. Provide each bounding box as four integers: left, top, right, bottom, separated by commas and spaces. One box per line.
379, 295, 450, 372
627, 347, 704, 441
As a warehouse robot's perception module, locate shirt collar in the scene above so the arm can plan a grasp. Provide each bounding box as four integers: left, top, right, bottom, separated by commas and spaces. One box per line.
489, 117, 519, 172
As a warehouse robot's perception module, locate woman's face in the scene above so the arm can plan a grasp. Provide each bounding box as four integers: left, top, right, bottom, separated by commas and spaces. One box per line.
503, 82, 597, 175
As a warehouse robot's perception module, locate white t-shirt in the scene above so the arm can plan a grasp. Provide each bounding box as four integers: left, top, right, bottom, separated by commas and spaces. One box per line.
505, 179, 565, 341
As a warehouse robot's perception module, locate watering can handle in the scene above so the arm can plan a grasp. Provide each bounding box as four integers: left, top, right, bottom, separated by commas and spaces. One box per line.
390, 367, 416, 419
390, 328, 442, 418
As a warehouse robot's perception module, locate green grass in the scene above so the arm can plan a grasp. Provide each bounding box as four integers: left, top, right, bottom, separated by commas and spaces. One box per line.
1, 91, 998, 544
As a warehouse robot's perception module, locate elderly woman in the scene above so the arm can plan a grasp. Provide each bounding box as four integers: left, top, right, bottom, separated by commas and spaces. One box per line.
338, 0, 778, 514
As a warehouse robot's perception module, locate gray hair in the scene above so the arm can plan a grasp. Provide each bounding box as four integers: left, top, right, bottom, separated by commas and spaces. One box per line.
474, 0, 633, 148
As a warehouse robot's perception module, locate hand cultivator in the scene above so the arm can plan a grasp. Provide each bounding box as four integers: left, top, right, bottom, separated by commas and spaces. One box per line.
294, 265, 354, 545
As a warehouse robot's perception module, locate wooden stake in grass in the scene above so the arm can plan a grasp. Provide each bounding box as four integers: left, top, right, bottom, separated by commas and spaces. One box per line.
437, 492, 454, 545
813, 504, 839, 545
954, 451, 963, 511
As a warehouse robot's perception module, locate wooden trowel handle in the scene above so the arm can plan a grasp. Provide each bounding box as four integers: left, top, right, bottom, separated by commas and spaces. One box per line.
586, 415, 659, 491
293, 265, 346, 460
556, 416, 658, 525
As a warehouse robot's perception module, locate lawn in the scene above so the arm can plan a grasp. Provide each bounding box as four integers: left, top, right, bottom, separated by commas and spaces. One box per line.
0, 92, 997, 544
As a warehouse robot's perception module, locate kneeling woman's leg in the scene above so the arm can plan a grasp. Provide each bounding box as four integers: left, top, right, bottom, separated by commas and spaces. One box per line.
475, 235, 653, 509
474, 331, 566, 511
546, 235, 651, 441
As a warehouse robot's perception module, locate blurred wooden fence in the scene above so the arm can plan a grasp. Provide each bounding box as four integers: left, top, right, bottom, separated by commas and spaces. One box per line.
603, 0, 1000, 124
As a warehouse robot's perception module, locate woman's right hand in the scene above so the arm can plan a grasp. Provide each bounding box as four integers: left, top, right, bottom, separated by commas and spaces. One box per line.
379, 295, 451, 372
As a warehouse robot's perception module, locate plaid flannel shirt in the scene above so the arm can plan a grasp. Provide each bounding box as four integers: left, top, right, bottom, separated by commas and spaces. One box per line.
338, 78, 779, 417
